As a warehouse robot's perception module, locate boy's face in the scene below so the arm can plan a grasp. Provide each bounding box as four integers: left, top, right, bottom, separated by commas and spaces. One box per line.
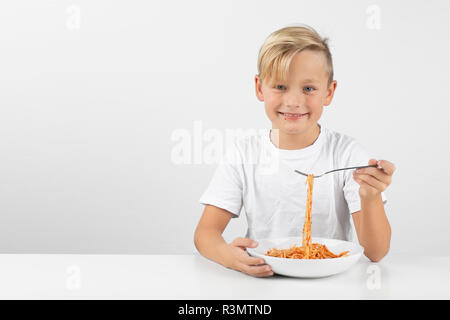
255, 50, 337, 136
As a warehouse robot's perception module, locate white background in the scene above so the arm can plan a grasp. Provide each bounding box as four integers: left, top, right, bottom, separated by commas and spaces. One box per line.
0, 0, 449, 255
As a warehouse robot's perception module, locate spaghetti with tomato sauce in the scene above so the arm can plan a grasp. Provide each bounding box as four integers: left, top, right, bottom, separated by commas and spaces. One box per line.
265, 174, 349, 259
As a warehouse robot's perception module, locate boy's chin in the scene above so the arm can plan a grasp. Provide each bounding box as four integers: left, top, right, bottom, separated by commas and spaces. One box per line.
274, 122, 315, 135
282, 128, 304, 135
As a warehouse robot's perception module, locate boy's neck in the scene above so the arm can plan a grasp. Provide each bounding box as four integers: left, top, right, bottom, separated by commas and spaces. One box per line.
270, 123, 321, 150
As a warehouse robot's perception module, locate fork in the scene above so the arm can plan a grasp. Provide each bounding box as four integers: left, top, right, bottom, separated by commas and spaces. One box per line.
294, 164, 378, 178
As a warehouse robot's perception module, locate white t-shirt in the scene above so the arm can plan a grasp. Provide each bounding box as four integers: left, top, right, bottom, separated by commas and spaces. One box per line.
198, 123, 387, 242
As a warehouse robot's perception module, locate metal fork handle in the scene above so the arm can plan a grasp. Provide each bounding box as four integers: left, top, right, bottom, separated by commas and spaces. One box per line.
324, 164, 378, 175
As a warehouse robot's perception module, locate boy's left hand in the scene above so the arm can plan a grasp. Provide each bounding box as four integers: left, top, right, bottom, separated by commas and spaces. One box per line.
353, 159, 396, 200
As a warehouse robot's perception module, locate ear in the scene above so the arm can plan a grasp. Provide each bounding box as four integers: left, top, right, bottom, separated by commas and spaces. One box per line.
323, 80, 337, 106
255, 75, 264, 102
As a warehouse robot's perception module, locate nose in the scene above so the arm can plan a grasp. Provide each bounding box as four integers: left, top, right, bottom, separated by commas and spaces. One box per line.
283, 89, 305, 109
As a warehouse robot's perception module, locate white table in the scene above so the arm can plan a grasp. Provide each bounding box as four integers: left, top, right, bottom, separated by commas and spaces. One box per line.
0, 253, 448, 299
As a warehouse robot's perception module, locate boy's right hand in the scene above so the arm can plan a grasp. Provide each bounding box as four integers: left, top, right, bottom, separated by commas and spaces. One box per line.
221, 237, 274, 278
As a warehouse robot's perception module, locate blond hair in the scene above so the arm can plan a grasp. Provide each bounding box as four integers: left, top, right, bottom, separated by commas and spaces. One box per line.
257, 24, 334, 87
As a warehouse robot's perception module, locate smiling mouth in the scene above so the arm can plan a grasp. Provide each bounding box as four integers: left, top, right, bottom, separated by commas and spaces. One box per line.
278, 112, 308, 119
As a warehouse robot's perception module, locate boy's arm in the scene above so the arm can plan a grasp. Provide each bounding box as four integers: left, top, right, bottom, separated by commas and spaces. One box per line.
194, 205, 233, 267
351, 159, 395, 262
352, 194, 391, 262
194, 205, 274, 277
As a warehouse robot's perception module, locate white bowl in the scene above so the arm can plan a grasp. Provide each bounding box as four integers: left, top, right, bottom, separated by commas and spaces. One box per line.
247, 237, 364, 278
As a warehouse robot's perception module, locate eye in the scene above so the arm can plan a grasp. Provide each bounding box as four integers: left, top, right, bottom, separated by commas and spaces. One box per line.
304, 86, 315, 93
275, 85, 287, 90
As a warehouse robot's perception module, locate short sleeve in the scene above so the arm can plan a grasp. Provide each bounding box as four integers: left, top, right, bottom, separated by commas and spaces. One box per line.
198, 140, 244, 218
342, 141, 387, 214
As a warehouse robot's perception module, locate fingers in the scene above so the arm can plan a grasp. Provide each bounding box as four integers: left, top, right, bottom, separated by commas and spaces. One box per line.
238, 263, 274, 278
229, 237, 274, 277
355, 167, 385, 182
353, 171, 387, 190
354, 168, 388, 185
230, 237, 274, 277
231, 237, 258, 250
378, 159, 396, 176
242, 254, 266, 266
366, 158, 396, 176
354, 159, 395, 185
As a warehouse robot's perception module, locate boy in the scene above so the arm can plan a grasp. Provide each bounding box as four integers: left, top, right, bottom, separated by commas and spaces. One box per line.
194, 25, 395, 277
